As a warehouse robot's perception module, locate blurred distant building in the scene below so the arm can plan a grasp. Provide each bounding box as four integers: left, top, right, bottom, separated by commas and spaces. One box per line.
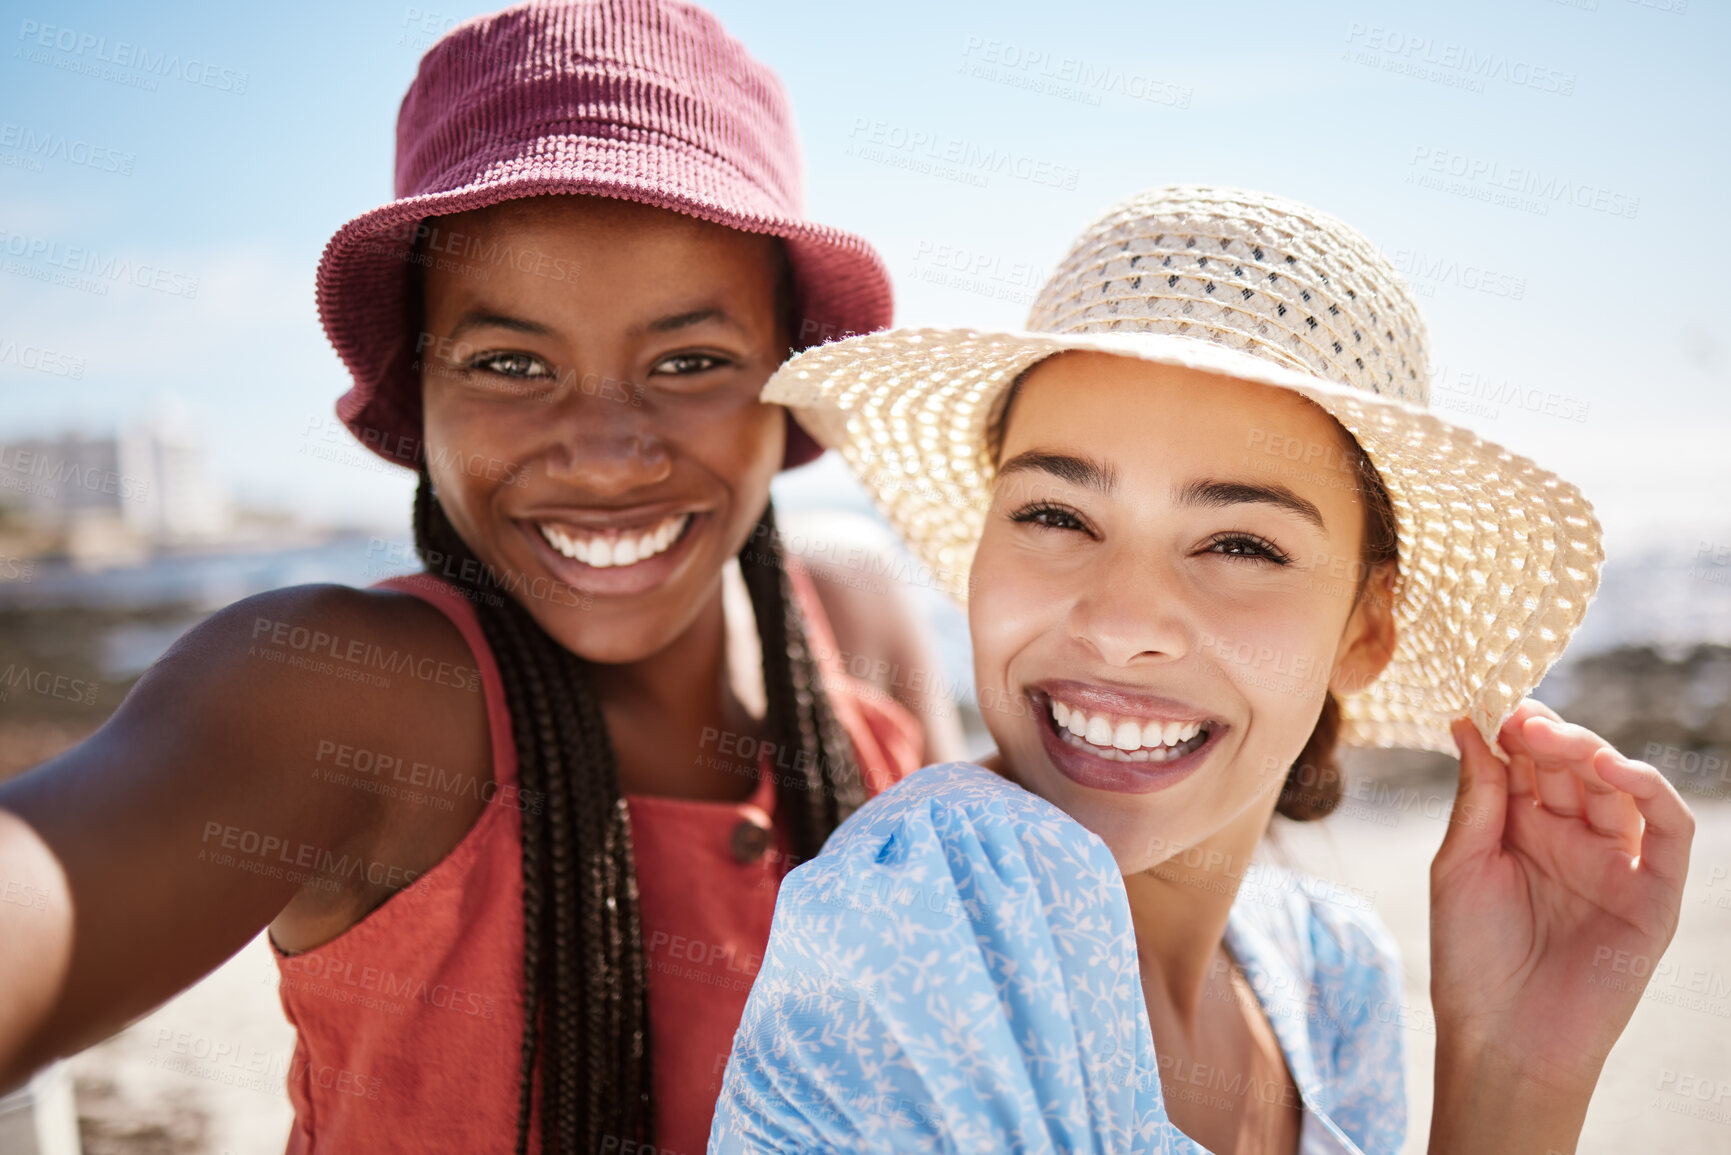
0, 404, 233, 565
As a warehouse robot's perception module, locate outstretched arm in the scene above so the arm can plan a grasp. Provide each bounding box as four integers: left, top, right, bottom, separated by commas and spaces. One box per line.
1427, 699, 1693, 1153
0, 584, 483, 1091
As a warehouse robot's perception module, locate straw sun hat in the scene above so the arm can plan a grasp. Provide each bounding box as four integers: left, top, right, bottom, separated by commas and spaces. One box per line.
765, 186, 1603, 752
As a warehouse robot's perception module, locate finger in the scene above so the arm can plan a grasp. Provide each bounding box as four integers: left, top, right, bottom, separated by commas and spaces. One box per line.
1532, 746, 1585, 818
1519, 697, 1563, 724
1520, 716, 1641, 847
1439, 717, 1508, 861
1506, 746, 1538, 798
1495, 698, 1563, 763
1496, 702, 1550, 798
1518, 715, 1615, 782
1520, 716, 1625, 819
1595, 751, 1696, 886
1580, 776, 1643, 856
1523, 715, 1651, 852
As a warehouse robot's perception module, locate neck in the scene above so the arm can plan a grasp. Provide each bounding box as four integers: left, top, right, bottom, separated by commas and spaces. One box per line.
587, 567, 767, 800
1121, 798, 1276, 1028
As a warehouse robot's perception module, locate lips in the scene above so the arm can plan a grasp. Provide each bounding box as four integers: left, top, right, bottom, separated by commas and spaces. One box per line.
1048, 696, 1209, 762
517, 504, 706, 598
537, 512, 692, 569
1029, 681, 1224, 794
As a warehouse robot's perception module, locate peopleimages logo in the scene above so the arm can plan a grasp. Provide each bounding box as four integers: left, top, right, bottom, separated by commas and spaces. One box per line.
1406, 146, 1640, 220
15, 19, 249, 94
846, 119, 1081, 191
0, 230, 199, 298
0, 122, 135, 175
0, 335, 85, 379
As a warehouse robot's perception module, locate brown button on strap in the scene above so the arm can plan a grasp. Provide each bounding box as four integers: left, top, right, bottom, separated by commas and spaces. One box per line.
730, 809, 773, 864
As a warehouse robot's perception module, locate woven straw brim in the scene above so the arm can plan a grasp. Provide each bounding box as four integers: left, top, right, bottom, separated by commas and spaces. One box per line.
765, 327, 1603, 753
318, 138, 893, 470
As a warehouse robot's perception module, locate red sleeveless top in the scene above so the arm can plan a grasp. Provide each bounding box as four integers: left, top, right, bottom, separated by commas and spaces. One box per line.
270, 566, 923, 1154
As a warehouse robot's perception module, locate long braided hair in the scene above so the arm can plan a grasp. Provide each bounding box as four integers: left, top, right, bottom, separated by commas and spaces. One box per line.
412, 477, 864, 1152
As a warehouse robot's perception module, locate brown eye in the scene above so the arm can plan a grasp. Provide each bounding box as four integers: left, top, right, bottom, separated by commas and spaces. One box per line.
652, 352, 729, 375
1009, 503, 1089, 533
472, 351, 552, 378
1204, 533, 1291, 565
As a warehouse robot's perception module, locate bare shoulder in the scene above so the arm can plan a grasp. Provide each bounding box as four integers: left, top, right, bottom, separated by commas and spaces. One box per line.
0, 580, 494, 1076
177, 580, 477, 681
129, 580, 491, 800
4, 579, 493, 885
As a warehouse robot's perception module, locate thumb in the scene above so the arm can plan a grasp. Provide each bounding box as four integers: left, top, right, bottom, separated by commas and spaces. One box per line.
1435, 716, 1509, 869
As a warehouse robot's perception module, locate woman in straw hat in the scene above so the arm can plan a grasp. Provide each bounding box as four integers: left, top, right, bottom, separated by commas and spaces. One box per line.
0, 2, 961, 1152
712, 186, 1692, 1153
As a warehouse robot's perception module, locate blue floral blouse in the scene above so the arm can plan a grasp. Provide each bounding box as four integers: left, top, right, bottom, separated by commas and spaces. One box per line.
711, 762, 1408, 1154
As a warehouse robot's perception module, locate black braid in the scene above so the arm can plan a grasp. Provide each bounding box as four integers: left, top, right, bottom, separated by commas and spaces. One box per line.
411, 471, 860, 1153
741, 504, 866, 858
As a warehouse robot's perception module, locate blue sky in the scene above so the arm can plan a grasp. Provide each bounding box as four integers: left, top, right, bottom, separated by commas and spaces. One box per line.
1, 0, 1726, 560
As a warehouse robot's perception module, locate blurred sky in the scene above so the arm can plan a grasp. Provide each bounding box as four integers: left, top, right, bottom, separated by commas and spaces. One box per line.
1, 0, 1726, 560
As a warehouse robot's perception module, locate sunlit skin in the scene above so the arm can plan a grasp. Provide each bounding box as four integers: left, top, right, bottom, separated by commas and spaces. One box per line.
421, 196, 789, 664
970, 351, 1394, 1149
972, 352, 1394, 873
968, 350, 1694, 1153
417, 198, 960, 798
420, 196, 798, 799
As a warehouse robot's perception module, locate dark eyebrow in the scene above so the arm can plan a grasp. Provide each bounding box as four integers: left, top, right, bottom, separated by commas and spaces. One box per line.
447, 310, 553, 341
643, 307, 744, 335
1176, 478, 1327, 531
996, 452, 1117, 493
444, 306, 745, 343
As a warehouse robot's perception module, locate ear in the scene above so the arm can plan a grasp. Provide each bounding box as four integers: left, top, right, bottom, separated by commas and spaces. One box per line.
1330, 562, 1397, 697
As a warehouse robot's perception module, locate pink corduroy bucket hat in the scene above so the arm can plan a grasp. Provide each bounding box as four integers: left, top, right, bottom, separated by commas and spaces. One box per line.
318, 0, 893, 470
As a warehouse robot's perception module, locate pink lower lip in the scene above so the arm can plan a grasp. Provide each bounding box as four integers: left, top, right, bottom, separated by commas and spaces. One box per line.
518, 512, 705, 599
1031, 693, 1221, 795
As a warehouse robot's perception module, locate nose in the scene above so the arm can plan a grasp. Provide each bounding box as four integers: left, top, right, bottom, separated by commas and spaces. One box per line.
1066, 543, 1195, 668
538, 380, 672, 496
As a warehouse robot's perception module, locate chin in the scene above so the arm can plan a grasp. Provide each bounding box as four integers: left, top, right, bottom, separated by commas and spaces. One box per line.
535, 598, 698, 666
999, 731, 1251, 877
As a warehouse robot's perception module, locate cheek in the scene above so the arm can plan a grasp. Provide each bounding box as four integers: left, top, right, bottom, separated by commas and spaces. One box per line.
967, 535, 1064, 680
1196, 593, 1344, 767
718, 403, 782, 488
421, 383, 531, 478
416, 390, 517, 538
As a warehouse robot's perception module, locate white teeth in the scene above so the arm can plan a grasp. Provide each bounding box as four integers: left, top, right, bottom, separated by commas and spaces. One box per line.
538, 513, 690, 569
1048, 696, 1211, 756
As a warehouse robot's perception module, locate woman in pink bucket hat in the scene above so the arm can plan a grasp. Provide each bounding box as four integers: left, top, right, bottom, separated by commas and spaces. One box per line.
0, 2, 958, 1151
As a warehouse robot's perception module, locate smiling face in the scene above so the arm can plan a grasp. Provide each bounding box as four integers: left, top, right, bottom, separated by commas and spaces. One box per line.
969, 351, 1396, 872
417, 195, 791, 663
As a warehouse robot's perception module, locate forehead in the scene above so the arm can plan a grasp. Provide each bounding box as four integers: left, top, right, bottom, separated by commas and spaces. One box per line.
436, 195, 775, 259
418, 195, 784, 316
997, 351, 1365, 527
1003, 350, 1351, 462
